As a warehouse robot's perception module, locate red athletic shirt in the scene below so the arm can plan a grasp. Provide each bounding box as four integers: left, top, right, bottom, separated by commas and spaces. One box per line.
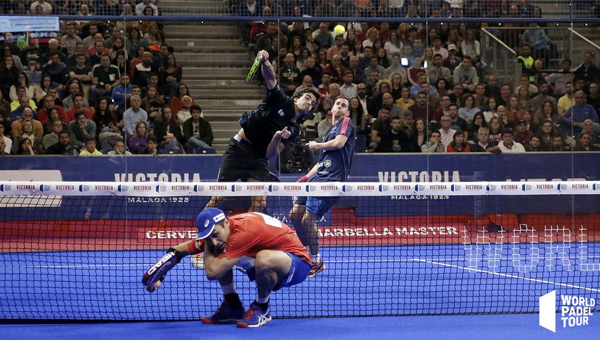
218, 212, 312, 266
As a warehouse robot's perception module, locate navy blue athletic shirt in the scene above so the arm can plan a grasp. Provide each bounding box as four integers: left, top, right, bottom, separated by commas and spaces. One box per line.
310, 116, 356, 182
239, 85, 297, 157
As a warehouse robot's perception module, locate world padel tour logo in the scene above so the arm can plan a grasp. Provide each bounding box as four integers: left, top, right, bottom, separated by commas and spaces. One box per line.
539, 291, 595, 332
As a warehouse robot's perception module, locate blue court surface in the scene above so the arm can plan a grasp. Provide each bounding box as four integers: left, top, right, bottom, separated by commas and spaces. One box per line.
1, 244, 599, 339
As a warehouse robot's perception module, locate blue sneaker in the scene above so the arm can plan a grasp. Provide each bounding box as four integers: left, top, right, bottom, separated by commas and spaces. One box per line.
201, 302, 245, 324
236, 303, 272, 328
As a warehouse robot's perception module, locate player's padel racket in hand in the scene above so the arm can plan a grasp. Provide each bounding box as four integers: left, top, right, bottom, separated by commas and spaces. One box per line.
142, 250, 182, 292
245, 57, 261, 84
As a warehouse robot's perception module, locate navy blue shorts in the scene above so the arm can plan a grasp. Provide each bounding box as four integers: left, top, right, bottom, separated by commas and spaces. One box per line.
273, 252, 310, 291
293, 196, 340, 219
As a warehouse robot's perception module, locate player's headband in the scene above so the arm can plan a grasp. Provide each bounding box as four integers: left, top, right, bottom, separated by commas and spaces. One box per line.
196, 208, 226, 240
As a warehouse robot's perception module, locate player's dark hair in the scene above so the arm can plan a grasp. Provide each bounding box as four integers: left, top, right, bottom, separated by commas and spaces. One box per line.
294, 88, 321, 104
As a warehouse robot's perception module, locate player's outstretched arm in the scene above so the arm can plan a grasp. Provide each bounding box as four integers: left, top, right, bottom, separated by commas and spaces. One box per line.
257, 50, 277, 90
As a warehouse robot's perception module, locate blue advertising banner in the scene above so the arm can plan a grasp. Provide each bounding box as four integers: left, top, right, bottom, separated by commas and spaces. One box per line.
1, 153, 599, 219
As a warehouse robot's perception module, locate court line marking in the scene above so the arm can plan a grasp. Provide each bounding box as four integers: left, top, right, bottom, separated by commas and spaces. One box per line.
416, 259, 600, 293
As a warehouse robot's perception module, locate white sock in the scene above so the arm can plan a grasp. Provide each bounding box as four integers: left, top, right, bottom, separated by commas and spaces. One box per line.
257, 296, 269, 304
312, 252, 321, 263
221, 283, 237, 295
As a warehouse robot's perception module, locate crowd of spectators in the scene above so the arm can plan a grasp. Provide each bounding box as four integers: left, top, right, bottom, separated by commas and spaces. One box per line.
1, 1, 600, 157
0, 0, 161, 16
0, 1, 219, 156
233, 1, 600, 154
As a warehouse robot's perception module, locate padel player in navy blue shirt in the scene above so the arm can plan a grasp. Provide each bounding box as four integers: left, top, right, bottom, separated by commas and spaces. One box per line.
290, 96, 356, 277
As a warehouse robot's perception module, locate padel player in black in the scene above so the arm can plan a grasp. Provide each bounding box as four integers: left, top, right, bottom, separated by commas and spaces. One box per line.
205, 50, 320, 212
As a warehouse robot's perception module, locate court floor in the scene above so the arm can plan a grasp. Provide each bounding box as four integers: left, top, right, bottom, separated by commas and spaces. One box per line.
1, 244, 599, 338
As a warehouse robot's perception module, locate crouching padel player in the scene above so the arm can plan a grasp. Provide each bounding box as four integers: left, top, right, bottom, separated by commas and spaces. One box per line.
142, 208, 312, 328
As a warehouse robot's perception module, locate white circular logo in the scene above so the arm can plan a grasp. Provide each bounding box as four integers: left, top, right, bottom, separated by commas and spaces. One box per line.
324, 160, 332, 168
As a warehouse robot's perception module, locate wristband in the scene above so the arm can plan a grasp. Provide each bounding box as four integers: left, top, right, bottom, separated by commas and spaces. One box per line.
298, 176, 308, 182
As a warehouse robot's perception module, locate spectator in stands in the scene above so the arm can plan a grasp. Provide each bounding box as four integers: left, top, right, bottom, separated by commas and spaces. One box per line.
41, 52, 68, 93
158, 53, 182, 99
136, 0, 159, 16
0, 55, 20, 97
87, 39, 109, 66
142, 85, 166, 124
453, 55, 479, 92
175, 95, 193, 125
45, 130, 76, 155
9, 72, 34, 104
458, 94, 481, 125
546, 59, 573, 97
128, 120, 148, 154
529, 81, 556, 113
550, 134, 572, 151
534, 100, 559, 128
144, 23, 163, 46
132, 51, 158, 88
442, 44, 461, 74
182, 105, 214, 153
106, 140, 132, 156
0, 123, 11, 154
171, 83, 193, 114
557, 81, 575, 116
349, 96, 367, 136
574, 132, 598, 151
30, 0, 52, 14
323, 54, 347, 85
67, 110, 96, 149
408, 91, 435, 122
37, 94, 67, 124
79, 136, 103, 156
93, 97, 122, 153
138, 135, 158, 155
377, 116, 411, 152
66, 92, 93, 121
62, 80, 88, 111
316, 110, 333, 140
497, 129, 526, 153
301, 57, 323, 87
14, 136, 36, 155
339, 71, 358, 99
513, 119, 533, 145
448, 103, 468, 132
370, 106, 391, 151
560, 90, 600, 137
12, 117, 43, 154
437, 113, 456, 147
279, 53, 302, 96
68, 52, 93, 96
446, 130, 470, 152
153, 106, 182, 153
123, 94, 147, 140
62, 22, 82, 56
313, 22, 335, 50
126, 27, 149, 61
470, 127, 496, 153
10, 95, 36, 122
293, 75, 319, 98
428, 54, 451, 86
574, 52, 600, 84
23, 58, 42, 90
421, 130, 446, 153
112, 73, 132, 110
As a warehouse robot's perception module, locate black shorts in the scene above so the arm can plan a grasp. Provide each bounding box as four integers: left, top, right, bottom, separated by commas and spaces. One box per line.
217, 137, 271, 182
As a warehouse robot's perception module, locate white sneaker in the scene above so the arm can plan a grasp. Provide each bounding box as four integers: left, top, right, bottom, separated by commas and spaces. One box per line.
190, 253, 204, 270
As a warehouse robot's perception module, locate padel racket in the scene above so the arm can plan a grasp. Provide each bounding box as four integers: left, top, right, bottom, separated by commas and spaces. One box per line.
142, 250, 181, 292
245, 57, 261, 84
